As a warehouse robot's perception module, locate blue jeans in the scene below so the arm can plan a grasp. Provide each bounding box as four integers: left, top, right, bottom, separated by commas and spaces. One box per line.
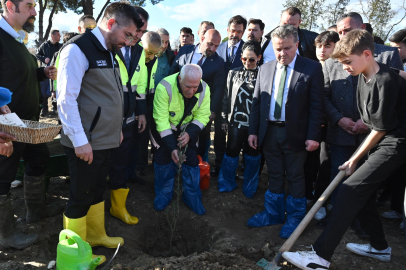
329, 143, 364, 205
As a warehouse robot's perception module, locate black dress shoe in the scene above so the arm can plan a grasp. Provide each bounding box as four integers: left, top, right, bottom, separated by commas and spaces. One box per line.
210, 167, 220, 177
128, 174, 146, 185
316, 211, 331, 229
350, 218, 369, 238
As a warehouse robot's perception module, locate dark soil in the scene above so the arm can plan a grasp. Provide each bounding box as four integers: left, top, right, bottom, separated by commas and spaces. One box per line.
1, 117, 406, 269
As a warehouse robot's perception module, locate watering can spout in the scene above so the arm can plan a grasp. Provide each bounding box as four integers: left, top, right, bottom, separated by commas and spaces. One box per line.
87, 257, 101, 270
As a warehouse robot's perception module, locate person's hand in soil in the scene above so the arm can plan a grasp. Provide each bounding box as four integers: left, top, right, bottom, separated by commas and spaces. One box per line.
75, 143, 93, 164
248, 135, 258, 149
178, 132, 190, 147
0, 131, 16, 143
0, 105, 11, 114
45, 66, 57, 80
138, 115, 146, 133
0, 141, 13, 157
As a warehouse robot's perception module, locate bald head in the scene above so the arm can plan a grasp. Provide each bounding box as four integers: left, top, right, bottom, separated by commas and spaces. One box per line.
200, 29, 221, 57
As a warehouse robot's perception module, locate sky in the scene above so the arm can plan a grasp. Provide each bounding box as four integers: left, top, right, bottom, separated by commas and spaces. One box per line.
29, 0, 406, 47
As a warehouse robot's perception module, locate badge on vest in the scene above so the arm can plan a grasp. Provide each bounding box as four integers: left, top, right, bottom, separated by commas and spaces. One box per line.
136, 64, 140, 72
96, 60, 108, 67
152, 73, 155, 80
169, 112, 176, 117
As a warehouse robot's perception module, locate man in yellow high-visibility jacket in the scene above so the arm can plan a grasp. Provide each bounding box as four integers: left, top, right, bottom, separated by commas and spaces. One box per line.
151, 64, 211, 215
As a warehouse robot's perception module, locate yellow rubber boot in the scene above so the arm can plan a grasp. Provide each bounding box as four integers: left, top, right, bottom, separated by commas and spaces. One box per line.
86, 201, 124, 248
110, 188, 139, 225
63, 214, 106, 264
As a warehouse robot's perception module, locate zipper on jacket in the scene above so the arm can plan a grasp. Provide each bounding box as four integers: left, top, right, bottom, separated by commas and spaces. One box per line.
89, 106, 101, 142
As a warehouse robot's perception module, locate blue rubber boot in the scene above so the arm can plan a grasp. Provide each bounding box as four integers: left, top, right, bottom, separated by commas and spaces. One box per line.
279, 195, 306, 239
243, 154, 261, 198
153, 162, 175, 211
182, 164, 206, 215
217, 154, 239, 192
247, 190, 285, 227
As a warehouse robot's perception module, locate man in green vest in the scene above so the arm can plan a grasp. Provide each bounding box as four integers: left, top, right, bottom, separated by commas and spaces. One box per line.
151, 64, 210, 215
57, 2, 144, 264
130, 31, 161, 180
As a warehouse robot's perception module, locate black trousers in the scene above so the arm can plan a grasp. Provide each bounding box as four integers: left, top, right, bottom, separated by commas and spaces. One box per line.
213, 118, 227, 168
0, 142, 49, 195
64, 146, 111, 218
314, 140, 406, 261
226, 126, 259, 157
262, 125, 307, 198
109, 124, 135, 190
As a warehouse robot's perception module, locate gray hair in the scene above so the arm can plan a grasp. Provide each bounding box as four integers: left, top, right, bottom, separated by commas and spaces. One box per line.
271, 25, 298, 43
199, 21, 215, 31
157, 28, 170, 36
143, 31, 162, 49
180, 64, 202, 82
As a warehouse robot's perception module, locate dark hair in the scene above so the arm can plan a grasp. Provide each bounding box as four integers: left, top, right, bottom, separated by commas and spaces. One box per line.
331, 29, 374, 58
180, 27, 193, 34
373, 36, 384, 45
191, 33, 194, 38
1, 0, 23, 12
283, 7, 301, 18
199, 21, 215, 30
51, 29, 60, 35
337, 12, 363, 25
315, 31, 340, 46
102, 1, 144, 29
364, 23, 373, 34
63, 32, 79, 44
228, 15, 247, 30
242, 40, 261, 56
248, 18, 265, 31
78, 15, 95, 25
327, 24, 337, 31
389, 29, 406, 45
134, 6, 149, 21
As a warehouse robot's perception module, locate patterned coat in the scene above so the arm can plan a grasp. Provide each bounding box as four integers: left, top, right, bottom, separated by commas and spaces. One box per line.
324, 43, 403, 146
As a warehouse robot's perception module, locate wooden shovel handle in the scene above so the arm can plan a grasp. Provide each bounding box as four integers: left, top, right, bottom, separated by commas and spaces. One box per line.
279, 170, 347, 253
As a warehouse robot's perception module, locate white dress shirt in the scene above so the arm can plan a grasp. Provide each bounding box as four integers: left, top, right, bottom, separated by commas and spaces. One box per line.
191, 44, 206, 65
263, 37, 300, 64
0, 15, 26, 41
269, 55, 297, 121
227, 40, 241, 59
57, 26, 114, 148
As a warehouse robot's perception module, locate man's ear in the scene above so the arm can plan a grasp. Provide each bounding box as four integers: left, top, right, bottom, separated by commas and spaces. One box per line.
78, 26, 81, 33
6, 1, 16, 14
257, 55, 262, 62
107, 18, 116, 30
299, 19, 303, 25
360, 23, 366, 30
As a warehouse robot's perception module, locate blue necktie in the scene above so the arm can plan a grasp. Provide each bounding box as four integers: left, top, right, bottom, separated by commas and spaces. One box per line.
124, 46, 130, 70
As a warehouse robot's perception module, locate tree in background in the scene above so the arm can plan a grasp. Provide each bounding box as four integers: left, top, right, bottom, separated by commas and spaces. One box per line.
357, 0, 406, 41
283, 0, 327, 31
322, 0, 350, 29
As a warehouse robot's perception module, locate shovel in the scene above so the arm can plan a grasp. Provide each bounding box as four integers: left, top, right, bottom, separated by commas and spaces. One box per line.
265, 170, 347, 270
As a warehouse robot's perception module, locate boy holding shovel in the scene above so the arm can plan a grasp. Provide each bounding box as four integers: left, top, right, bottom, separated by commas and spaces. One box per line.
283, 29, 406, 269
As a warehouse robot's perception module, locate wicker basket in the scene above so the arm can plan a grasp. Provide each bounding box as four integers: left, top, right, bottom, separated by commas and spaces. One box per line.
0, 120, 62, 144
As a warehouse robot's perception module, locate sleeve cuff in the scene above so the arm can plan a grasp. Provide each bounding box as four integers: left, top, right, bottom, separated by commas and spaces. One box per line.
135, 100, 147, 116
162, 133, 177, 152
67, 130, 89, 148
186, 122, 202, 142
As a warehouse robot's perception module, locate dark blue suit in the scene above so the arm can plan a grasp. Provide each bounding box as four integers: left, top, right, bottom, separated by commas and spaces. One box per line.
169, 44, 226, 113
216, 40, 245, 73
170, 44, 227, 168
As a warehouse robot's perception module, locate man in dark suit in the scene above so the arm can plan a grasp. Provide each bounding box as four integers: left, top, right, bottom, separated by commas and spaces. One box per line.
247, 25, 324, 239
211, 15, 246, 174
170, 29, 226, 162
261, 7, 318, 64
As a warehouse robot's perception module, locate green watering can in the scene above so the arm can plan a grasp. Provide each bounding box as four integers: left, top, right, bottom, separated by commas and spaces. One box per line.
56, 229, 100, 270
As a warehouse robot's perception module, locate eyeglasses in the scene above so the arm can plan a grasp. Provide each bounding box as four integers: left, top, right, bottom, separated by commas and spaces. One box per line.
241, 57, 256, 63
116, 20, 135, 42
230, 29, 243, 34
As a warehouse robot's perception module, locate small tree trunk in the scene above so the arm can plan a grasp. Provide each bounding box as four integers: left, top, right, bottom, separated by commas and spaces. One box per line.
37, 0, 49, 45
44, 0, 60, 41
96, 0, 111, 23
82, 0, 94, 16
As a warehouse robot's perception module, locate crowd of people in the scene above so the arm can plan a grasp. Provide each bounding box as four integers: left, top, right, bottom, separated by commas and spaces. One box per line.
0, 0, 406, 269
